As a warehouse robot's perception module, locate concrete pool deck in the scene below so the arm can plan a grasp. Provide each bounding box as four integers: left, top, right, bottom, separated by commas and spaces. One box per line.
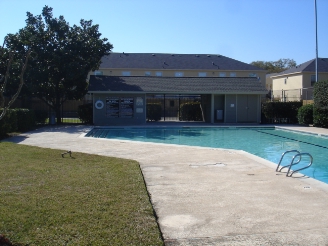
4, 124, 328, 245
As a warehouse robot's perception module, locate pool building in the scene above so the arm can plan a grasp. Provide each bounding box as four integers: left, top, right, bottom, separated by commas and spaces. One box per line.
88, 53, 268, 125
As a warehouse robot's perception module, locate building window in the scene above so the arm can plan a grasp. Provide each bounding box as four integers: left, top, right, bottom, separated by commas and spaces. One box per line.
94, 70, 103, 76
284, 78, 287, 84
145, 71, 151, 76
175, 72, 184, 77
311, 74, 316, 86
155, 71, 162, 76
230, 72, 236, 77
122, 71, 131, 76
219, 72, 226, 77
249, 73, 257, 77
198, 72, 207, 77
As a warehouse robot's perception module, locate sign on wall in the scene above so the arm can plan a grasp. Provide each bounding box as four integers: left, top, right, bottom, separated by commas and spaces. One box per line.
106, 97, 119, 118
106, 97, 134, 118
120, 98, 134, 118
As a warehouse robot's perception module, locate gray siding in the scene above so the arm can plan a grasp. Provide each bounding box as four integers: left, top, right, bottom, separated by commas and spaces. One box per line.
225, 95, 237, 123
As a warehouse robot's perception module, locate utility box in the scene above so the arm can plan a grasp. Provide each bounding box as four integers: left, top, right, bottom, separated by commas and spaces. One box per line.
216, 110, 223, 120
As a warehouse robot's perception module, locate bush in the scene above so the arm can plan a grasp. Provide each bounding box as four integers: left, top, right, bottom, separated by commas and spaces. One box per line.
297, 104, 313, 125
14, 108, 36, 131
78, 103, 93, 124
0, 109, 17, 137
179, 102, 203, 121
262, 101, 302, 123
146, 103, 162, 121
313, 80, 328, 128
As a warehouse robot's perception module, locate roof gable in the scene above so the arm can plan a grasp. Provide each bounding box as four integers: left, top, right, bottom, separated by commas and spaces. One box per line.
88, 75, 267, 94
99, 53, 264, 71
275, 58, 328, 76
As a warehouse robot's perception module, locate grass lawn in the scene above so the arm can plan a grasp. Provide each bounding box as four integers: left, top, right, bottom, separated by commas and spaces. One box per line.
0, 142, 163, 245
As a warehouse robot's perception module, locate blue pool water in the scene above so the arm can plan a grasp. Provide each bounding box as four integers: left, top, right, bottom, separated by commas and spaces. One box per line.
85, 127, 328, 184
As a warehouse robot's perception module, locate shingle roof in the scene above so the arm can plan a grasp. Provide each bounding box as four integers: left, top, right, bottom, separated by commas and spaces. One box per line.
274, 58, 328, 76
99, 53, 264, 71
88, 75, 267, 94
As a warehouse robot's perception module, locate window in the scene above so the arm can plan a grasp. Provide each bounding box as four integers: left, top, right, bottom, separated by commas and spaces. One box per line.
94, 70, 103, 76
219, 72, 226, 77
175, 72, 184, 77
311, 74, 316, 86
249, 73, 257, 77
145, 71, 151, 76
284, 78, 287, 84
198, 72, 207, 77
155, 71, 163, 76
122, 71, 131, 76
230, 72, 236, 77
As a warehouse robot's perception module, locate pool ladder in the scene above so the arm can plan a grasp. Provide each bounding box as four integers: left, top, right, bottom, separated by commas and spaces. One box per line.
276, 150, 313, 177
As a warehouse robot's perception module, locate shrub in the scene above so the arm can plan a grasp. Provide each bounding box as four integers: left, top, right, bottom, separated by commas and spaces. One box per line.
179, 102, 203, 121
297, 104, 313, 125
313, 80, 328, 128
0, 109, 17, 137
146, 103, 162, 121
78, 103, 93, 124
14, 108, 36, 131
262, 101, 302, 123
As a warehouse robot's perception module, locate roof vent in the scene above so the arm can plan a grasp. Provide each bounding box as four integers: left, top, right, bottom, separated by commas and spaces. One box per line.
171, 54, 174, 56
207, 55, 211, 57
195, 55, 199, 57
152, 54, 155, 56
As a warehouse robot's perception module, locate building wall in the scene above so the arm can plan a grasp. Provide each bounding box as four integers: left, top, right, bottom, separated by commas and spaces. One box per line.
272, 72, 328, 101
272, 74, 303, 101
89, 68, 267, 89
93, 93, 146, 125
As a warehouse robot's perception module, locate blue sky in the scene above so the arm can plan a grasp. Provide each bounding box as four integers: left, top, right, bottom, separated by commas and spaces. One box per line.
0, 0, 327, 65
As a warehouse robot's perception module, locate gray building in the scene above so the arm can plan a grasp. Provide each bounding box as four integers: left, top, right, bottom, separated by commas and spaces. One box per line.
87, 53, 267, 125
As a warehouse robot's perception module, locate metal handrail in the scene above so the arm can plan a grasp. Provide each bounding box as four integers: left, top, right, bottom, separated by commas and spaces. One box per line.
286, 153, 313, 177
276, 150, 301, 172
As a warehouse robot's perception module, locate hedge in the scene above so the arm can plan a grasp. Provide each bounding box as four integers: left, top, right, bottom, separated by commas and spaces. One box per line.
0, 109, 17, 137
146, 103, 162, 121
179, 102, 203, 121
14, 108, 35, 132
0, 108, 38, 137
262, 101, 302, 123
78, 103, 93, 124
297, 104, 313, 125
313, 80, 328, 128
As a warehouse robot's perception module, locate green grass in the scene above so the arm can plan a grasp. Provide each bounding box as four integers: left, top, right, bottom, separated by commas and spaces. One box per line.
0, 142, 163, 246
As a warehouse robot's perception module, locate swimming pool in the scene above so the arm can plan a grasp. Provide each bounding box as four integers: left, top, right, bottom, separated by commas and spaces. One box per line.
85, 127, 328, 184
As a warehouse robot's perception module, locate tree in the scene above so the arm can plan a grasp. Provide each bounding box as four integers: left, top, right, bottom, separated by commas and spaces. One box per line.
0, 39, 31, 121
313, 80, 328, 128
5, 6, 113, 123
250, 58, 297, 74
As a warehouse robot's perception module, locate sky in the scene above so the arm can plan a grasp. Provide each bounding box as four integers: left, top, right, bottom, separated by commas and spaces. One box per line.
0, 0, 327, 65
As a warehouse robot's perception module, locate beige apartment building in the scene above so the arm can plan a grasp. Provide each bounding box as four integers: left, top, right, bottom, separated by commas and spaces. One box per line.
87, 53, 267, 125
270, 58, 328, 102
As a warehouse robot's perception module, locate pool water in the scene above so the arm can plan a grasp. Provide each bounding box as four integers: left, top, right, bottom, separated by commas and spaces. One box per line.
85, 127, 328, 184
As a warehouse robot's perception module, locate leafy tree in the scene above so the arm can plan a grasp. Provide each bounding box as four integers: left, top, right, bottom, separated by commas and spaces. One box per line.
5, 6, 113, 123
0, 39, 31, 121
251, 58, 297, 74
